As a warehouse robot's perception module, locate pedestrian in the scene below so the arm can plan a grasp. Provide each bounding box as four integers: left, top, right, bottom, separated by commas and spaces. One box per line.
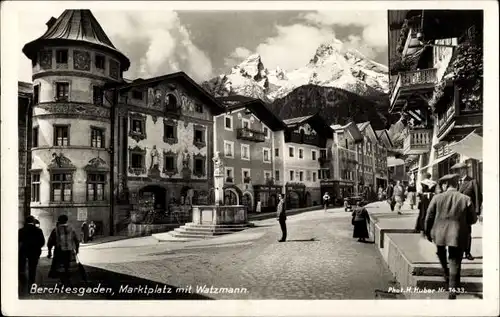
47, 215, 80, 284
406, 181, 417, 209
81, 220, 89, 243
322, 192, 331, 212
424, 173, 478, 299
378, 186, 384, 201
351, 200, 370, 242
88, 221, 96, 242
18, 215, 45, 289
256, 199, 262, 213
415, 173, 437, 233
386, 182, 395, 211
276, 194, 287, 242
393, 180, 405, 215
451, 161, 482, 261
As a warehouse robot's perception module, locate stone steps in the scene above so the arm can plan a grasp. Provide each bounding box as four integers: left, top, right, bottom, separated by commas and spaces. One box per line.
153, 222, 251, 241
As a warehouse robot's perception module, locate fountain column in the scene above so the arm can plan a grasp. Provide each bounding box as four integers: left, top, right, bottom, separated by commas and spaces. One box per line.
213, 151, 224, 206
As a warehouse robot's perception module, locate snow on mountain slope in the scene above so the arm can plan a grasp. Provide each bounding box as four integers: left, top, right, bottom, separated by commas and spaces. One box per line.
203, 39, 389, 101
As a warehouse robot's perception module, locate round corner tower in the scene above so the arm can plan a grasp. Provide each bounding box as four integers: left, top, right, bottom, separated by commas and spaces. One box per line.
22, 9, 130, 239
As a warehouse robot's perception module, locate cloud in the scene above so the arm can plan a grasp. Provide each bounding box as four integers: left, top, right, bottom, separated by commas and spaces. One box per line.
17, 10, 213, 82
302, 11, 388, 50
225, 24, 336, 71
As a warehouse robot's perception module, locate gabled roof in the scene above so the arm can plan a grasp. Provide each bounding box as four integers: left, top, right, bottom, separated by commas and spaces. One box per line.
356, 121, 371, 131
109, 71, 225, 115
23, 10, 130, 71
376, 129, 394, 148
225, 98, 286, 131
18, 81, 33, 97
284, 113, 333, 136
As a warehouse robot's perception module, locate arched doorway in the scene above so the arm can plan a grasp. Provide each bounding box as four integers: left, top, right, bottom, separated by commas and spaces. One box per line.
224, 188, 239, 205
287, 191, 301, 209
139, 185, 167, 212
242, 192, 253, 213
305, 192, 312, 207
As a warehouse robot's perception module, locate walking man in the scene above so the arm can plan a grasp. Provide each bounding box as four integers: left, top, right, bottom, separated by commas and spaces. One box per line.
18, 215, 45, 289
393, 180, 405, 215
47, 215, 80, 284
425, 174, 477, 299
323, 192, 331, 212
386, 181, 395, 211
452, 162, 482, 260
277, 194, 287, 242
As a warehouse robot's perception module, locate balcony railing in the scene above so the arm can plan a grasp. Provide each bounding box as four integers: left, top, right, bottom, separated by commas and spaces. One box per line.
290, 132, 320, 146
390, 68, 438, 109
237, 128, 266, 142
403, 128, 432, 155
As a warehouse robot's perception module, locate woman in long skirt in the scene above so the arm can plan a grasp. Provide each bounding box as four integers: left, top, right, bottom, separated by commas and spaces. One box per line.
406, 182, 417, 210
352, 201, 370, 242
415, 175, 437, 233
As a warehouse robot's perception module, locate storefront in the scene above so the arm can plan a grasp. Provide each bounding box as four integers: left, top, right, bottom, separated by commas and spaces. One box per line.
285, 183, 306, 209
253, 184, 283, 213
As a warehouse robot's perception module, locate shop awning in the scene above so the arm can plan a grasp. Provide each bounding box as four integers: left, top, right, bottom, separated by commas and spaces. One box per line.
448, 131, 483, 161
420, 152, 455, 170
387, 157, 405, 167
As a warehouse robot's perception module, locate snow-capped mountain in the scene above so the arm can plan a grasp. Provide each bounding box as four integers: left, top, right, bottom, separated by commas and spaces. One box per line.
202, 39, 389, 101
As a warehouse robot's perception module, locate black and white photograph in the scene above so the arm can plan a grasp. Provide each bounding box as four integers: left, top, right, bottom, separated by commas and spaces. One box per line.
1, 1, 498, 316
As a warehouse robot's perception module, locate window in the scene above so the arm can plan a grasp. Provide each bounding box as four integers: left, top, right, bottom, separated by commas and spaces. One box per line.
195, 104, 203, 113
164, 124, 175, 139
87, 173, 105, 201
312, 150, 317, 160
299, 171, 304, 182
275, 170, 280, 181
132, 90, 144, 100
164, 156, 175, 171
51, 172, 72, 202
194, 128, 205, 144
320, 149, 327, 159
289, 146, 294, 157
289, 170, 294, 181
56, 82, 69, 101
299, 148, 304, 159
275, 148, 279, 157
31, 173, 40, 202
131, 153, 143, 168
33, 85, 40, 104
56, 50, 68, 64
264, 171, 271, 181
132, 119, 143, 134
243, 169, 251, 183
95, 54, 105, 70
32, 127, 39, 148
91, 127, 105, 148
263, 127, 270, 138
312, 172, 317, 182
263, 148, 271, 163
225, 167, 234, 183
53, 125, 69, 146
224, 141, 234, 158
93, 86, 103, 105
165, 94, 177, 111
225, 116, 233, 130
242, 119, 250, 129
241, 144, 250, 160
194, 156, 205, 177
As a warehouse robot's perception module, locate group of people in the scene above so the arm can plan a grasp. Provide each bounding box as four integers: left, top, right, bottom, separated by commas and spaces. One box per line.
18, 214, 86, 292
383, 180, 407, 214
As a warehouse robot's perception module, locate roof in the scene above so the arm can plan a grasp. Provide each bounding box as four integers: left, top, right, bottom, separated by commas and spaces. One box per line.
356, 121, 370, 131
108, 71, 225, 115
23, 10, 130, 71
217, 95, 256, 105
225, 99, 287, 131
282, 115, 314, 126
18, 81, 33, 96
284, 113, 333, 136
330, 122, 363, 142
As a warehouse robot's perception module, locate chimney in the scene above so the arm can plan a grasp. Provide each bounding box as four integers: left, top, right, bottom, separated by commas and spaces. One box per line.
46, 17, 57, 29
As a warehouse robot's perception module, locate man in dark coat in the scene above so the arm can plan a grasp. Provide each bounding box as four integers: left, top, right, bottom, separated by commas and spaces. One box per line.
385, 181, 395, 211
19, 215, 45, 287
276, 194, 287, 242
452, 162, 482, 260
425, 174, 478, 299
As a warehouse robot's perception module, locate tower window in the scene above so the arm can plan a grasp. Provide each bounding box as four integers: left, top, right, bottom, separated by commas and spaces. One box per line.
55, 82, 69, 101
87, 173, 105, 201
56, 50, 68, 64
91, 127, 105, 148
32, 127, 39, 148
93, 86, 103, 105
31, 173, 40, 202
33, 85, 40, 104
95, 54, 106, 70
53, 125, 69, 146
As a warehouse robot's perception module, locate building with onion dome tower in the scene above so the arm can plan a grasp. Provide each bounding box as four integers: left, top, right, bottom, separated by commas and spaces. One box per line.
22, 9, 130, 238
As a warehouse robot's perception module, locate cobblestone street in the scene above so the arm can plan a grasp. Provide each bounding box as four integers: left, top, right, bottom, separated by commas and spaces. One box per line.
26, 208, 398, 300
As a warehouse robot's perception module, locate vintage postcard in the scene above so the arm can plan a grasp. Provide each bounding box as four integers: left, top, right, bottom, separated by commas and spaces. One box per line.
1, 1, 498, 316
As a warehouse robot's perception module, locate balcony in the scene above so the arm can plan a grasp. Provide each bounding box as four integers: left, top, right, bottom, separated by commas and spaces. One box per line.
237, 128, 266, 142
390, 68, 438, 112
318, 157, 331, 166
289, 132, 320, 146
403, 128, 432, 155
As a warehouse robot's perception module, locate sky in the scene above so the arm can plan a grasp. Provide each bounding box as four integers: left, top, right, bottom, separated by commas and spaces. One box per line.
17, 9, 388, 83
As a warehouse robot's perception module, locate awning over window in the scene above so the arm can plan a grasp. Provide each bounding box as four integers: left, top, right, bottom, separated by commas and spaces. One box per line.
420, 152, 455, 170
448, 131, 483, 161
387, 157, 405, 167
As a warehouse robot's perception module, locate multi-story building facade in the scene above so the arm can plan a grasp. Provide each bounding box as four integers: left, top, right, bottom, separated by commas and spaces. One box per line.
282, 114, 334, 208
18, 82, 33, 228
22, 10, 131, 238
112, 72, 225, 221
388, 10, 483, 190
213, 98, 286, 213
